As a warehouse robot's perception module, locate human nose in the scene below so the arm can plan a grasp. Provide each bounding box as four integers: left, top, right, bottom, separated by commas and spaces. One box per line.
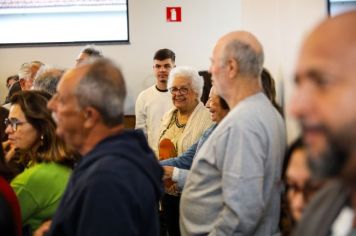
205, 99, 211, 109
5, 122, 14, 134
293, 191, 305, 212
289, 83, 313, 119
47, 95, 57, 112
159, 66, 166, 72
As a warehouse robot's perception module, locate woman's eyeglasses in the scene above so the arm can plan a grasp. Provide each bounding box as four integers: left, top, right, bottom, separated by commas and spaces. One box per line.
286, 180, 323, 201
169, 87, 189, 95
4, 118, 28, 131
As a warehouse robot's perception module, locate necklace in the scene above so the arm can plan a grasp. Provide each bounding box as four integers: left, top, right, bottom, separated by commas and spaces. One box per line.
175, 113, 186, 128
159, 110, 186, 142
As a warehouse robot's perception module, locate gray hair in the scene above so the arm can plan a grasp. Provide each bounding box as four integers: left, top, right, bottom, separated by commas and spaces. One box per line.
223, 40, 264, 78
18, 63, 30, 80
75, 58, 126, 127
18, 61, 44, 80
168, 66, 203, 99
32, 66, 64, 95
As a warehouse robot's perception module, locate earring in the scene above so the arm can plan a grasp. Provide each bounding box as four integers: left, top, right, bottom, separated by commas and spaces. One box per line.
39, 135, 44, 146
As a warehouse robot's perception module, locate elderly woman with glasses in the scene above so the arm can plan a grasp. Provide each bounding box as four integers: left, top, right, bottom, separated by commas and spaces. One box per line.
4, 90, 78, 234
157, 66, 212, 236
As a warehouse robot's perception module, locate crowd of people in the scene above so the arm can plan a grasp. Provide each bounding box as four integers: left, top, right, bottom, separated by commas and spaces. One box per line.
0, 10, 355, 236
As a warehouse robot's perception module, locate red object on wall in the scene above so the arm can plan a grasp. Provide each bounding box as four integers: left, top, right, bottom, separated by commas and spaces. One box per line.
166, 7, 181, 22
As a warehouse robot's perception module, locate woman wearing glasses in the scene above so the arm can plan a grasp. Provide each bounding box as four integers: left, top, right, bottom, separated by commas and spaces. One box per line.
280, 138, 325, 235
4, 90, 78, 234
158, 66, 212, 236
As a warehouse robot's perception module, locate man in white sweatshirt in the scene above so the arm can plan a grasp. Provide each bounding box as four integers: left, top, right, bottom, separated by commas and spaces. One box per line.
135, 49, 175, 155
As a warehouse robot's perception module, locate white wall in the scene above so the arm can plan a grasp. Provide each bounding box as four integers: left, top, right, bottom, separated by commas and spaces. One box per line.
0, 0, 326, 141
239, 0, 327, 142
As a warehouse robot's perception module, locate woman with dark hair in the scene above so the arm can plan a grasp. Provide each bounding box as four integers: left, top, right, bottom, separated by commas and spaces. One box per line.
261, 68, 284, 116
0, 139, 22, 236
198, 70, 212, 105
280, 137, 324, 235
4, 90, 78, 233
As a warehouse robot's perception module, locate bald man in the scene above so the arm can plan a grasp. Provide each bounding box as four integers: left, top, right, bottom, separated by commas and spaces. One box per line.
291, 11, 356, 236
180, 31, 286, 235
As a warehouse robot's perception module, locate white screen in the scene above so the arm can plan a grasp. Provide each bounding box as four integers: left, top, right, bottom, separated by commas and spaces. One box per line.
0, 0, 128, 45
329, 0, 356, 16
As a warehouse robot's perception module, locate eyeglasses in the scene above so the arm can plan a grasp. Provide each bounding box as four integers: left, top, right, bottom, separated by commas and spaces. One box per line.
286, 180, 323, 201
4, 118, 28, 131
169, 87, 189, 95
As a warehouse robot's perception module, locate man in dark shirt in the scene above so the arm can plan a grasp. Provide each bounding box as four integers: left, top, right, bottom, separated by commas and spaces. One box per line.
38, 58, 163, 236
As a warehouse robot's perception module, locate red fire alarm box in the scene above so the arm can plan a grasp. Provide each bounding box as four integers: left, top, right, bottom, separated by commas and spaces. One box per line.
166, 7, 181, 22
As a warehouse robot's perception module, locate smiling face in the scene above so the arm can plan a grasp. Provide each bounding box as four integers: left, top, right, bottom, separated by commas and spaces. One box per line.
290, 15, 356, 178
170, 76, 198, 113
153, 58, 174, 88
206, 87, 229, 123
5, 104, 39, 151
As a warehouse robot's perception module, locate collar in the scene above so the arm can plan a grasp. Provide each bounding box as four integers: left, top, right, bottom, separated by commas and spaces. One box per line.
155, 85, 168, 92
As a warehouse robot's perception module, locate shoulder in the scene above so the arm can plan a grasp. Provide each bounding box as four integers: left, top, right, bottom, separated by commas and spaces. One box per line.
78, 157, 150, 198
0, 177, 17, 203
11, 162, 71, 188
161, 107, 177, 122
137, 85, 156, 98
191, 103, 212, 121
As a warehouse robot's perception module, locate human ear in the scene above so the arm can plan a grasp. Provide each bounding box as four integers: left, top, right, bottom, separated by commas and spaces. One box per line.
83, 107, 100, 128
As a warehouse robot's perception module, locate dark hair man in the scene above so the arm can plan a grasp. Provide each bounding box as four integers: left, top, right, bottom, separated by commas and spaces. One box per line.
135, 48, 176, 155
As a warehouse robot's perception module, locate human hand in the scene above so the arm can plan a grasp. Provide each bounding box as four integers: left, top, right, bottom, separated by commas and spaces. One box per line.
162, 166, 174, 180
33, 220, 52, 236
2, 140, 16, 162
165, 182, 179, 196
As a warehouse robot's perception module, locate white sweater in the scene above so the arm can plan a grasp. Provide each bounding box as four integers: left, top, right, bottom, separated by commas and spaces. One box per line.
135, 85, 173, 153
157, 102, 213, 157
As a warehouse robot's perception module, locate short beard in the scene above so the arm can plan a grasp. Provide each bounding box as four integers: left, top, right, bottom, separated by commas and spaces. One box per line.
307, 141, 348, 181
307, 127, 350, 181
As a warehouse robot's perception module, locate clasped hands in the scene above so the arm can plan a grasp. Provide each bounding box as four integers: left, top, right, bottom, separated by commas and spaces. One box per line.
162, 166, 179, 196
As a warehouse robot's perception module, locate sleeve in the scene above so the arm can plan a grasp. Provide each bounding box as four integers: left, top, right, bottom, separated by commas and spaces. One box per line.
135, 93, 147, 137
159, 142, 198, 169
75, 172, 146, 236
11, 182, 39, 223
208, 127, 266, 235
172, 168, 189, 191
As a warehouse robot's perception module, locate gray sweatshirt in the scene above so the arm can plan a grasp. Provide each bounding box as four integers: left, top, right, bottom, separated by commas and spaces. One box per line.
180, 93, 286, 236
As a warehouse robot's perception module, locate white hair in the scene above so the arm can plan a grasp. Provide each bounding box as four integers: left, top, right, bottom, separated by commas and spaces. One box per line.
168, 66, 203, 99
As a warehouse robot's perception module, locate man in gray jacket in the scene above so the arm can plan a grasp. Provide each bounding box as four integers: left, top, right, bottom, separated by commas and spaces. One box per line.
180, 31, 286, 235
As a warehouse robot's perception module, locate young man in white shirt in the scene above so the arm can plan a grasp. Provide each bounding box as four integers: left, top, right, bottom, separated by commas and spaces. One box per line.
135, 49, 175, 155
